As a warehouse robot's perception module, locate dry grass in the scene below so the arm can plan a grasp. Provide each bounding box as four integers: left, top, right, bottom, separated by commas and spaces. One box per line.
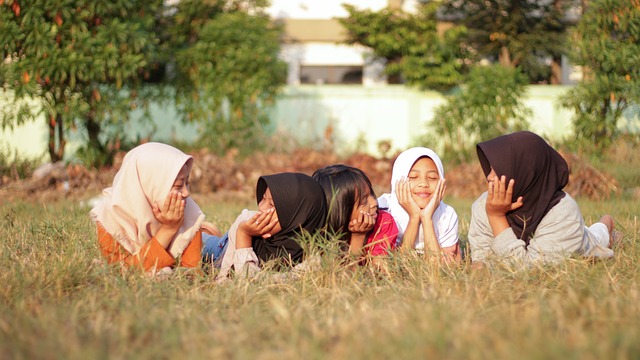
1, 194, 638, 359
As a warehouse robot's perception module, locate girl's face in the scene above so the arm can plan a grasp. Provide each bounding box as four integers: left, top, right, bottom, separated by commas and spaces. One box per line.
171, 164, 191, 198
350, 192, 378, 223
258, 188, 282, 234
407, 157, 440, 209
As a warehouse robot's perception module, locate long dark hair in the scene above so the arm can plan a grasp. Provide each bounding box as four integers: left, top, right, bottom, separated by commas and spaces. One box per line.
312, 164, 376, 244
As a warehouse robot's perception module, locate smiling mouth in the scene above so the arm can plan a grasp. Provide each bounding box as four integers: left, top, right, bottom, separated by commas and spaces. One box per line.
415, 193, 432, 198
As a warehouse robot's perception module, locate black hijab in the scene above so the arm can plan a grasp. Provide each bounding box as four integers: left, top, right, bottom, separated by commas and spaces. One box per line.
476, 131, 569, 244
252, 172, 327, 263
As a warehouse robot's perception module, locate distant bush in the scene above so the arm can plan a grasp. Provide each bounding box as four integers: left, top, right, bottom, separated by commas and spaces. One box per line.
419, 65, 531, 163
0, 147, 41, 180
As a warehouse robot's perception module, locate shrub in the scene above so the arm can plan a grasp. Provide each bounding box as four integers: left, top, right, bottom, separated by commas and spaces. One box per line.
421, 65, 531, 163
0, 147, 41, 180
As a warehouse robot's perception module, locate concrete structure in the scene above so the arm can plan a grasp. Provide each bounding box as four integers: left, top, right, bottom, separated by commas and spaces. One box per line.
268, 85, 579, 156
269, 0, 383, 86
1, 85, 586, 161
268, 0, 427, 86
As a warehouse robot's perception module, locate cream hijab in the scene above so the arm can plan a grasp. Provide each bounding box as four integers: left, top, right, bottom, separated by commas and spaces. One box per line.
90, 142, 204, 258
378, 147, 458, 249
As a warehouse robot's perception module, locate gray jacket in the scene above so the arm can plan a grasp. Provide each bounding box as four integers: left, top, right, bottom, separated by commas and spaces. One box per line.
468, 192, 612, 267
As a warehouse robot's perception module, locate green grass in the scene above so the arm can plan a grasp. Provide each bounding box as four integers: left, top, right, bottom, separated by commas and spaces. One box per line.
1, 195, 638, 359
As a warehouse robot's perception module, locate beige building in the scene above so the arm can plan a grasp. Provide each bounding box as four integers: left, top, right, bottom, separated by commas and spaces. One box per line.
267, 0, 424, 86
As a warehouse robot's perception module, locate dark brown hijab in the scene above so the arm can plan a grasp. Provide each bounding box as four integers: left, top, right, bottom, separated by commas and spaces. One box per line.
476, 131, 569, 244
252, 172, 327, 263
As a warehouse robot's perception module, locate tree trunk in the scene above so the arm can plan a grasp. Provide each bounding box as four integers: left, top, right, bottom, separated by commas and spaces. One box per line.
85, 114, 103, 153
84, 113, 113, 166
47, 114, 65, 162
56, 115, 65, 160
498, 46, 513, 67
550, 56, 562, 84
550, 0, 563, 84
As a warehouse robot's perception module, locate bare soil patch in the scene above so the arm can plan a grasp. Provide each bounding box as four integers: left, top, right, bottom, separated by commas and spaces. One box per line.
0, 148, 619, 203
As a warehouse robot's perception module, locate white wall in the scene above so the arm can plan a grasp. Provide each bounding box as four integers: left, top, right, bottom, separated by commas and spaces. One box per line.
279, 43, 387, 86
4, 85, 627, 162
281, 43, 367, 66
269, 85, 578, 156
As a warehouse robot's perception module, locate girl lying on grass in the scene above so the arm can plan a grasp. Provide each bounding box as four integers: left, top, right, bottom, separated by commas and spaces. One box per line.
468, 131, 620, 268
378, 147, 461, 263
90, 142, 213, 274
208, 172, 327, 280
312, 164, 398, 267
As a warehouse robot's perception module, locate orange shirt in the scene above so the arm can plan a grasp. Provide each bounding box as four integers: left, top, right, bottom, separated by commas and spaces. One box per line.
96, 223, 202, 272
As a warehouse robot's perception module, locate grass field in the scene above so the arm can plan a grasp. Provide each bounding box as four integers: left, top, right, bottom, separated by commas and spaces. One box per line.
1, 192, 638, 359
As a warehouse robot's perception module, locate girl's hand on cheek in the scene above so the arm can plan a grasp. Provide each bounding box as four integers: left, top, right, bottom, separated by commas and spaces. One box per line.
239, 208, 276, 237
153, 191, 185, 231
395, 177, 420, 218
260, 210, 280, 238
486, 175, 523, 217
420, 178, 446, 220
348, 210, 375, 234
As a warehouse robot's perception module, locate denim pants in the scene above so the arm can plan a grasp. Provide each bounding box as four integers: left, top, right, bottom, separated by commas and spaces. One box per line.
202, 232, 229, 267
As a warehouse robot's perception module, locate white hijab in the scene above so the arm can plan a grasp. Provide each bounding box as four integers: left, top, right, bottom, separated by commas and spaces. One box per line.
378, 147, 458, 249
90, 142, 204, 258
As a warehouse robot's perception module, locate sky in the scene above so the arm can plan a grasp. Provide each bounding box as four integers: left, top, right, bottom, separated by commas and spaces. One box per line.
266, 0, 388, 19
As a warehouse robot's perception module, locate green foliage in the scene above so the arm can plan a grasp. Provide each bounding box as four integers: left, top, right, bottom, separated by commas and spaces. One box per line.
165, 1, 287, 155
1, 0, 285, 164
0, 0, 162, 162
441, 0, 579, 84
560, 0, 640, 150
425, 65, 531, 163
339, 3, 468, 90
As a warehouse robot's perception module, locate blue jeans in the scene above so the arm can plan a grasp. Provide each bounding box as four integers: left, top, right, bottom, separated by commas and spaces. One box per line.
202, 232, 229, 267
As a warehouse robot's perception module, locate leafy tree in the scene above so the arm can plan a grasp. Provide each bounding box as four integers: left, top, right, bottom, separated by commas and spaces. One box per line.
560, 0, 640, 149
162, 0, 287, 154
339, 2, 468, 90
0, 0, 161, 163
423, 65, 531, 163
1, 0, 286, 164
441, 0, 579, 84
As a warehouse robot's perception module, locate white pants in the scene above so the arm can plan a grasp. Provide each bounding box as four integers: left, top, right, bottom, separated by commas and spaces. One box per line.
583, 222, 613, 258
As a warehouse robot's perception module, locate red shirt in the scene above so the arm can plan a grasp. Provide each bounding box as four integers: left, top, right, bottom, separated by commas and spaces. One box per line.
364, 210, 398, 257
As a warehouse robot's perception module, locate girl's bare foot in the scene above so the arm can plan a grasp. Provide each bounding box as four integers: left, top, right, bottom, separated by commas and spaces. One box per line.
598, 215, 621, 249
610, 230, 623, 249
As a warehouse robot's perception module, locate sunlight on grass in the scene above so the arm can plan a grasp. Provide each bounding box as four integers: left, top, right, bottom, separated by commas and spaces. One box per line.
1, 196, 638, 359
